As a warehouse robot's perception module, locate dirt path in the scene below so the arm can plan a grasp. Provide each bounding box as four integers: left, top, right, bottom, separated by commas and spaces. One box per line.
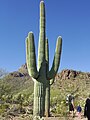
0, 117, 87, 120
44, 114, 87, 120
0, 115, 87, 120
44, 116, 87, 120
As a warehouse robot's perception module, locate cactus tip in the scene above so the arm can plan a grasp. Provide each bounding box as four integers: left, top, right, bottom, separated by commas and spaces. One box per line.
40, 0, 44, 3
58, 36, 62, 39
28, 31, 33, 35
30, 31, 33, 33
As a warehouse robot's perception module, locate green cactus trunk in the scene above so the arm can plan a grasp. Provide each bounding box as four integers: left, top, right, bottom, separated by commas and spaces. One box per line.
45, 38, 50, 117
26, 1, 62, 119
45, 81, 50, 117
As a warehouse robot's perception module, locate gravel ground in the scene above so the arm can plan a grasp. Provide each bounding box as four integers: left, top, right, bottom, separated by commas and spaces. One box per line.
0, 114, 88, 120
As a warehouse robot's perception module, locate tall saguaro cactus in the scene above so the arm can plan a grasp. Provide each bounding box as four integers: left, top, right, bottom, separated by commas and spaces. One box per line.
26, 1, 62, 119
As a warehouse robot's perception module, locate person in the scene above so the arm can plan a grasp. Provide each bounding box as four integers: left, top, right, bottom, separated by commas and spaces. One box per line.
76, 104, 82, 119
84, 95, 90, 120
66, 94, 74, 117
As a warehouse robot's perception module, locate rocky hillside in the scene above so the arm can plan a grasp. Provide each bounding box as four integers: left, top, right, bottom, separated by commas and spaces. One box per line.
0, 64, 90, 119
54, 69, 90, 100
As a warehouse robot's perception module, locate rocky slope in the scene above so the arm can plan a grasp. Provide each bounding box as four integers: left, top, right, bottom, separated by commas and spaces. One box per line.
0, 64, 90, 119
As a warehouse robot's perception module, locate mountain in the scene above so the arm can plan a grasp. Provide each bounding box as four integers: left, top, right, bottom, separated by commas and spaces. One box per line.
0, 64, 90, 119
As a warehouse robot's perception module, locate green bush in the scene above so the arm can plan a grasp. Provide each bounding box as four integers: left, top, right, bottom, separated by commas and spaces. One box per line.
0, 103, 9, 114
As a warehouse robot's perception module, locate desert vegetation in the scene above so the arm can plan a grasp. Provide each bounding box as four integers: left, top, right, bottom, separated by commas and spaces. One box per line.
0, 66, 90, 120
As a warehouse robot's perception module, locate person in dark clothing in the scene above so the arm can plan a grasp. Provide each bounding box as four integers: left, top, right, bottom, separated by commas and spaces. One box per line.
69, 102, 74, 112
84, 95, 90, 120
66, 94, 74, 117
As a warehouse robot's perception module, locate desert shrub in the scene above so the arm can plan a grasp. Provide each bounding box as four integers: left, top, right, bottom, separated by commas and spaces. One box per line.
0, 103, 9, 114
56, 101, 68, 115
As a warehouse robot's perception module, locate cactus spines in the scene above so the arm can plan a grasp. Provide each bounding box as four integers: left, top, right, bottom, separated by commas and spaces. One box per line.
26, 1, 62, 119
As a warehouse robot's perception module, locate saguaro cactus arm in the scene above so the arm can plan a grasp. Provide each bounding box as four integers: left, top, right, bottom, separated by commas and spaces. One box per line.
26, 32, 39, 79
38, 1, 46, 70
47, 36, 62, 80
